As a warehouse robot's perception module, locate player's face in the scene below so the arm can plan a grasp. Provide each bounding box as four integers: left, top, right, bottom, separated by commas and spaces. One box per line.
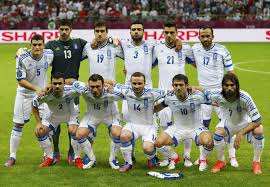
59, 26, 72, 41
131, 76, 145, 96
130, 24, 144, 42
164, 27, 177, 45
89, 80, 103, 98
94, 26, 108, 43
223, 80, 237, 100
173, 80, 188, 100
30, 40, 44, 57
199, 28, 214, 49
52, 78, 65, 97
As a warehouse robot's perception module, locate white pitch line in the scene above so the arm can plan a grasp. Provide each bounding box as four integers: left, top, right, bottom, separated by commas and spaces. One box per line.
234, 59, 270, 74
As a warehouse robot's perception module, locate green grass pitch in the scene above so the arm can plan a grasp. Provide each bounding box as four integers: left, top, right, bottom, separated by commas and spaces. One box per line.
0, 43, 269, 186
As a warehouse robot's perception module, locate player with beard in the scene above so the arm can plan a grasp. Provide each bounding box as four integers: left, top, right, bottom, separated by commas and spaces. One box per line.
203, 73, 264, 174
191, 26, 238, 167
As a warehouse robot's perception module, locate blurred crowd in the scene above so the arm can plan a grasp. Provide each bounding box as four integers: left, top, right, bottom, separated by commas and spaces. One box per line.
1, 0, 270, 29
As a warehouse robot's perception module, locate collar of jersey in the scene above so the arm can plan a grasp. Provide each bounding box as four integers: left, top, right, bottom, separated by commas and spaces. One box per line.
203, 43, 215, 51
29, 52, 43, 61
98, 38, 109, 49
131, 40, 145, 47
165, 42, 175, 49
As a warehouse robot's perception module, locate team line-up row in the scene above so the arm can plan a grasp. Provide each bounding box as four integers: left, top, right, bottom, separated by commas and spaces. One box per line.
4, 19, 263, 174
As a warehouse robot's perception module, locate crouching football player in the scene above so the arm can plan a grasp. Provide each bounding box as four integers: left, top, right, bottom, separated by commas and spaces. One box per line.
154, 74, 214, 171
32, 72, 82, 168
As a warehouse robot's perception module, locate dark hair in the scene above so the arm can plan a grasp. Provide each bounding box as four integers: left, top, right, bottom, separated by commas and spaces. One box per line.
131, 72, 145, 83
172, 74, 188, 85
58, 19, 72, 28
94, 20, 108, 32
164, 20, 177, 30
31, 34, 44, 43
130, 20, 144, 30
199, 26, 214, 35
51, 72, 65, 82
222, 73, 240, 99
89, 74, 104, 85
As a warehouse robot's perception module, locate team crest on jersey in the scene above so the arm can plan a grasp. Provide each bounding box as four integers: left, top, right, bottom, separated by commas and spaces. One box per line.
74, 43, 78, 49
55, 47, 60, 51
143, 45, 148, 53
107, 49, 111, 57
178, 51, 182, 59
190, 103, 195, 112
17, 70, 23, 78
237, 105, 242, 112
213, 53, 218, 60
104, 100, 108, 108
43, 61, 48, 70
64, 46, 70, 49
144, 98, 149, 108
65, 97, 71, 104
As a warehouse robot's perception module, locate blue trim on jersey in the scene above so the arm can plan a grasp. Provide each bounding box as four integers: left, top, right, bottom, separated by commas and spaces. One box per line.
240, 93, 255, 109
172, 136, 178, 147
19, 52, 30, 62
224, 64, 233, 68
49, 124, 56, 133
121, 141, 132, 147
203, 146, 212, 151
253, 117, 261, 123
24, 119, 30, 123
152, 59, 158, 68
112, 137, 121, 144
88, 125, 96, 137
167, 122, 172, 126
12, 126, 23, 132
224, 126, 230, 143
213, 133, 224, 141
194, 135, 199, 146
111, 91, 125, 98
38, 135, 48, 142
185, 57, 195, 64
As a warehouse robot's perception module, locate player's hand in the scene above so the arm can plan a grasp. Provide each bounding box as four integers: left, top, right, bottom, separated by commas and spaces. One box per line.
16, 47, 28, 58
234, 132, 243, 149
35, 123, 45, 136
175, 38, 182, 52
91, 38, 98, 49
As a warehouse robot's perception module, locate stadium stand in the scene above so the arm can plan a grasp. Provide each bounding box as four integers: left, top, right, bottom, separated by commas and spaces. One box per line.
0, 0, 270, 29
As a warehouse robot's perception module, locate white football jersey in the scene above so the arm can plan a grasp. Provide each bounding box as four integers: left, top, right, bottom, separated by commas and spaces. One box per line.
206, 90, 261, 126
162, 91, 208, 129
192, 43, 234, 89
82, 40, 123, 80
113, 83, 165, 126
16, 49, 54, 95
153, 43, 194, 90
73, 81, 124, 121
32, 85, 79, 120
120, 39, 156, 88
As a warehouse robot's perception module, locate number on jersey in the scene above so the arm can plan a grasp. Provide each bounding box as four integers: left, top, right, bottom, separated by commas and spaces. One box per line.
203, 57, 210, 65
167, 56, 174, 64
97, 54, 104, 63
64, 50, 72, 59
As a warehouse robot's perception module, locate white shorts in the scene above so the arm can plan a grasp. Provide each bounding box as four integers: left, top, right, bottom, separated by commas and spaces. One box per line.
201, 104, 222, 120
216, 118, 252, 143
79, 113, 121, 137
164, 125, 209, 146
13, 92, 47, 124
158, 107, 173, 128
123, 123, 158, 143
42, 108, 79, 134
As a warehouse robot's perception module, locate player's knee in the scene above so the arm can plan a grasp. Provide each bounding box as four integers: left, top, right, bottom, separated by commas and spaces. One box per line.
68, 125, 78, 136
120, 131, 132, 142
200, 133, 214, 149
253, 125, 264, 136
143, 143, 154, 154
111, 127, 121, 138
214, 127, 226, 137
154, 138, 164, 148
76, 129, 87, 140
